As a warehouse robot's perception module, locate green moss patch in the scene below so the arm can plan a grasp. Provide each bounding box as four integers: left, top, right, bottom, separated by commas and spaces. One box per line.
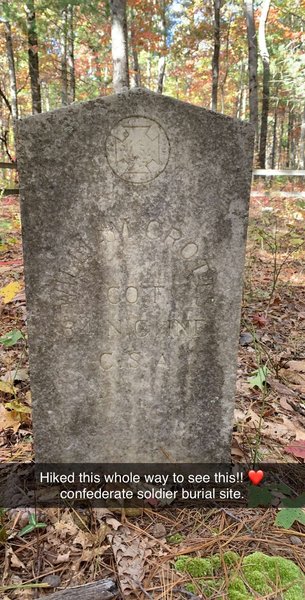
174, 551, 305, 599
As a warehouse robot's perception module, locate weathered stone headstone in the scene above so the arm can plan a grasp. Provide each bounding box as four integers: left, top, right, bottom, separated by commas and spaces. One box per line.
16, 89, 254, 463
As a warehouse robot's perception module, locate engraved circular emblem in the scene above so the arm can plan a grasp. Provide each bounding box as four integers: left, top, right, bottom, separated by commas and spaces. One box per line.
106, 116, 170, 183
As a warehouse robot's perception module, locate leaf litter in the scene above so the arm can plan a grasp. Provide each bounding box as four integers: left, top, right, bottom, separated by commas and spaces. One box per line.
0, 191, 305, 597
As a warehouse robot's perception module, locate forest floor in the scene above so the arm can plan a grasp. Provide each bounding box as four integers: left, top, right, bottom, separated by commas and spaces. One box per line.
0, 182, 304, 599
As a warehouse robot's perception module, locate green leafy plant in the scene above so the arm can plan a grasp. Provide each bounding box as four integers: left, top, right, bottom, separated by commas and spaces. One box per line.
248, 365, 270, 391
167, 532, 184, 544
275, 508, 305, 529
0, 329, 24, 347
19, 513, 47, 537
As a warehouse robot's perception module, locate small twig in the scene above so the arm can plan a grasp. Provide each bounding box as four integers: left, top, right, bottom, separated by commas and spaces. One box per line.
173, 587, 201, 599
130, 578, 154, 600
221, 508, 254, 535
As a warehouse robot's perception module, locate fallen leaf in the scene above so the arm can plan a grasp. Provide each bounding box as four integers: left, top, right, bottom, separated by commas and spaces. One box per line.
267, 377, 297, 397
235, 407, 261, 428
105, 516, 122, 531
54, 512, 78, 538
73, 530, 94, 549
248, 366, 270, 391
4, 401, 31, 414
279, 398, 295, 412
287, 360, 305, 373
279, 368, 305, 392
0, 281, 22, 304
0, 330, 24, 347
108, 526, 154, 595
252, 313, 268, 327
0, 405, 20, 432
1, 369, 29, 383
80, 545, 109, 562
0, 381, 16, 395
8, 548, 26, 570
56, 552, 70, 563
285, 440, 305, 459
295, 427, 305, 441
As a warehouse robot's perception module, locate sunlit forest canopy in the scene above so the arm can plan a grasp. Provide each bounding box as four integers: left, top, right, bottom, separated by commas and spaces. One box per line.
0, 0, 305, 171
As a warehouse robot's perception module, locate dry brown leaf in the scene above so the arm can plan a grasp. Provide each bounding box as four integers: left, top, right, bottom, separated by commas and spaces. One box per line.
234, 407, 261, 429
268, 377, 297, 397
262, 420, 292, 440
56, 552, 70, 563
8, 548, 26, 570
0, 404, 20, 432
96, 523, 109, 543
279, 368, 305, 392
80, 545, 109, 562
236, 379, 253, 397
262, 414, 305, 442
73, 529, 94, 549
295, 427, 305, 441
54, 513, 79, 538
94, 508, 114, 519
95, 508, 122, 531
279, 398, 295, 412
231, 442, 248, 461
2, 369, 29, 383
287, 360, 305, 373
108, 526, 154, 595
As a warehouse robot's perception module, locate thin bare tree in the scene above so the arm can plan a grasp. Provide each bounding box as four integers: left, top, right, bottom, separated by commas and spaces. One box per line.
25, 0, 42, 114
258, 0, 271, 168
244, 0, 258, 141
110, 0, 129, 92
212, 0, 221, 111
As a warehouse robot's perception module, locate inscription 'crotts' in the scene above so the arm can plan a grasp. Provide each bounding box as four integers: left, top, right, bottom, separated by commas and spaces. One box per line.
106, 116, 170, 183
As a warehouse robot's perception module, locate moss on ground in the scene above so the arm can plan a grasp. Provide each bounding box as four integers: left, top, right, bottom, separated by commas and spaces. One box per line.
174, 550, 305, 599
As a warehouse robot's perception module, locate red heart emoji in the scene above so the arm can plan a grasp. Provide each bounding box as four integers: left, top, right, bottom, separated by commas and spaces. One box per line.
248, 470, 264, 485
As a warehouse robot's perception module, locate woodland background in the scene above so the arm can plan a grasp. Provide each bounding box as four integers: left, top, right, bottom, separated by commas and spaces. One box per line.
0, 2, 305, 598
0, 0, 305, 187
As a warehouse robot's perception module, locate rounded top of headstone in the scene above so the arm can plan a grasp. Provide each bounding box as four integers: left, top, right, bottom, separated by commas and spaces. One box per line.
105, 116, 170, 184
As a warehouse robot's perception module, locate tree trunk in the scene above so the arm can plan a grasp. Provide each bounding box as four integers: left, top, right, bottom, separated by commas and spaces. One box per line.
90, 44, 103, 93
67, 4, 75, 103
25, 0, 42, 114
270, 102, 278, 169
290, 112, 296, 168
130, 9, 141, 87
236, 61, 245, 119
211, 0, 221, 111
1, 17, 18, 119
258, 0, 271, 168
300, 104, 305, 169
0, 85, 12, 117
157, 0, 167, 94
110, 0, 129, 93
286, 104, 293, 167
276, 111, 284, 168
146, 47, 152, 89
132, 46, 141, 87
244, 0, 258, 143
61, 8, 68, 105
220, 11, 232, 113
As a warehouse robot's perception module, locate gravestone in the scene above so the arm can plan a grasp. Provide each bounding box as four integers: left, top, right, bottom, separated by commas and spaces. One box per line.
16, 89, 254, 463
